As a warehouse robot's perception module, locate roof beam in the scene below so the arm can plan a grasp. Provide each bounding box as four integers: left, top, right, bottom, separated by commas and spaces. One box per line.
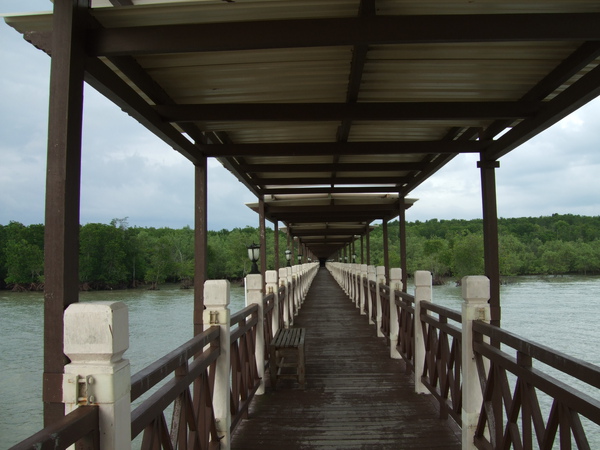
88, 13, 600, 56
257, 176, 410, 186
155, 102, 535, 122
203, 141, 485, 157
483, 63, 600, 160
262, 186, 403, 195
240, 162, 426, 173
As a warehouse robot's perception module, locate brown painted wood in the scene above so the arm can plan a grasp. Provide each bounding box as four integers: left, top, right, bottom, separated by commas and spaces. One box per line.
231, 268, 461, 449
194, 158, 207, 336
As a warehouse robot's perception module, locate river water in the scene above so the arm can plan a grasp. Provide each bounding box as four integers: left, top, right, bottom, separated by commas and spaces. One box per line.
1, 275, 599, 447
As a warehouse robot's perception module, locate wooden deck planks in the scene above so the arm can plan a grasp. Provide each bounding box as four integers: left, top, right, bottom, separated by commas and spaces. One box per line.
231, 267, 461, 449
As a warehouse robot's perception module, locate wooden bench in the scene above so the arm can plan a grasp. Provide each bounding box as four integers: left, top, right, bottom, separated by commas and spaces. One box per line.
269, 328, 306, 389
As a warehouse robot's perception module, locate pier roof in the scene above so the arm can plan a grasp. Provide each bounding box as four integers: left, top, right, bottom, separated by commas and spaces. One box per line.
6, 0, 600, 256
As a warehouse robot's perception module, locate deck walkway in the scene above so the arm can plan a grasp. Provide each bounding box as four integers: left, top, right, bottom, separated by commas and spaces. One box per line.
231, 267, 461, 449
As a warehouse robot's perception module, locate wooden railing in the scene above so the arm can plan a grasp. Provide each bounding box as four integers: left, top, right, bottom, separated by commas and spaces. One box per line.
8, 406, 100, 450
328, 262, 600, 449
130, 326, 221, 449
472, 321, 600, 449
229, 304, 261, 431
419, 301, 462, 425
394, 288, 415, 372
369, 279, 377, 325
379, 283, 391, 339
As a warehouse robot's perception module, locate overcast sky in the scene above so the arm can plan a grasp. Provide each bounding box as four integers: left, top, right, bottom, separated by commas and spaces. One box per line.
2, 1, 599, 230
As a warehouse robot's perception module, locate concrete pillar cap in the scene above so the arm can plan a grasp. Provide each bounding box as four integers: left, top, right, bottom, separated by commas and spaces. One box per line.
461, 276, 490, 303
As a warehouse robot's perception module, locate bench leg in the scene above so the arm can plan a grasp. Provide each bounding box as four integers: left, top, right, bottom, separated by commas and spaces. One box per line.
298, 345, 305, 388
269, 346, 278, 390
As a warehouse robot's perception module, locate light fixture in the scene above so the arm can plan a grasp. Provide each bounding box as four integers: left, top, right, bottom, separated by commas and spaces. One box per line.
352, 253, 357, 263
247, 243, 260, 274
344, 256, 348, 263
285, 249, 292, 267
297, 253, 302, 264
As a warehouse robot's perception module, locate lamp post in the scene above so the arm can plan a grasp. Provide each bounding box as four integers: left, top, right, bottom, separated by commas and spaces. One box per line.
285, 249, 291, 267
247, 243, 260, 274
352, 253, 357, 263
297, 254, 302, 265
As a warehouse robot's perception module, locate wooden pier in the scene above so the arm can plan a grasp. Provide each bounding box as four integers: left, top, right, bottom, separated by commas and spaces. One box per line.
231, 268, 461, 449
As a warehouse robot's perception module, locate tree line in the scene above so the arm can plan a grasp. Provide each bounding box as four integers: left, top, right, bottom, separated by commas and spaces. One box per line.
1, 214, 600, 291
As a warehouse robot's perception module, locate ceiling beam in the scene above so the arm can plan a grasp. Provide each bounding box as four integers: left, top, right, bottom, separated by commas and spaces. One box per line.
88, 13, 600, 56
483, 63, 600, 160
155, 101, 535, 122
202, 141, 484, 157
262, 186, 403, 195
240, 162, 426, 173
257, 176, 410, 185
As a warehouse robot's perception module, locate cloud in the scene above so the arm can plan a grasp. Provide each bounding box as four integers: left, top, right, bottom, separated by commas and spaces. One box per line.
2, 1, 600, 231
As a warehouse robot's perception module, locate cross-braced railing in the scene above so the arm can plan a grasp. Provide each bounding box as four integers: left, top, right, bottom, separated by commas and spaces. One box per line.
130, 326, 221, 449
472, 321, 600, 449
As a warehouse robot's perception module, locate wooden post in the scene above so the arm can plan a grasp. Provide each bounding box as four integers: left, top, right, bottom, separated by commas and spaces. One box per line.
63, 302, 131, 450
203, 280, 231, 448
274, 221, 280, 271
259, 196, 267, 286
478, 158, 501, 327
43, 0, 89, 425
399, 197, 408, 293
382, 219, 390, 280
360, 235, 364, 264
194, 157, 208, 336
246, 274, 266, 394
366, 226, 371, 266
461, 276, 490, 450
359, 264, 368, 315
389, 268, 402, 359
414, 270, 432, 394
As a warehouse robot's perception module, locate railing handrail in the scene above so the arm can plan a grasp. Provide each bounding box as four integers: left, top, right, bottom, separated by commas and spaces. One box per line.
8, 406, 100, 450
131, 344, 221, 439
130, 325, 220, 401
421, 300, 462, 324
394, 288, 414, 303
473, 320, 600, 390
230, 303, 259, 326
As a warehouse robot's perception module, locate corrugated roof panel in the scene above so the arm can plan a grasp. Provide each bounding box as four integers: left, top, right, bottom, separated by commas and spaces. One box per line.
379, 0, 600, 15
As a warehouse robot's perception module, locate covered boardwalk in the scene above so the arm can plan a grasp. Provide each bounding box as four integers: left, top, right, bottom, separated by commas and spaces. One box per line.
4, 0, 600, 449
231, 267, 460, 449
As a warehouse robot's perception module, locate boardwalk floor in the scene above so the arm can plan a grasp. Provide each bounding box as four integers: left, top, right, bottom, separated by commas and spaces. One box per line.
231, 267, 461, 449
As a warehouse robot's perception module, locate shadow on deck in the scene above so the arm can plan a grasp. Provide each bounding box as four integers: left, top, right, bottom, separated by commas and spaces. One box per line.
231, 267, 461, 449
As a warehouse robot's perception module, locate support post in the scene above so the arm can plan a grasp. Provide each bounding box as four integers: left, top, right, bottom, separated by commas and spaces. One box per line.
366, 226, 371, 266
203, 280, 231, 449
399, 197, 408, 292
414, 270, 432, 394
43, 0, 89, 425
259, 196, 267, 285
461, 276, 490, 450
63, 302, 131, 449
274, 221, 280, 271
389, 268, 402, 359
478, 159, 501, 327
382, 219, 390, 280
246, 274, 266, 394
367, 265, 376, 324
194, 156, 208, 336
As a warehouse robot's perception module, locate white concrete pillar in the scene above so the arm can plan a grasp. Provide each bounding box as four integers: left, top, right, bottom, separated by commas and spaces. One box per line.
359, 264, 368, 313
245, 273, 266, 395
279, 267, 290, 328
367, 265, 376, 324
203, 280, 231, 449
389, 268, 403, 359
286, 267, 294, 325
63, 302, 131, 450
375, 266, 386, 338
266, 270, 280, 335
414, 271, 432, 394
461, 276, 490, 450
